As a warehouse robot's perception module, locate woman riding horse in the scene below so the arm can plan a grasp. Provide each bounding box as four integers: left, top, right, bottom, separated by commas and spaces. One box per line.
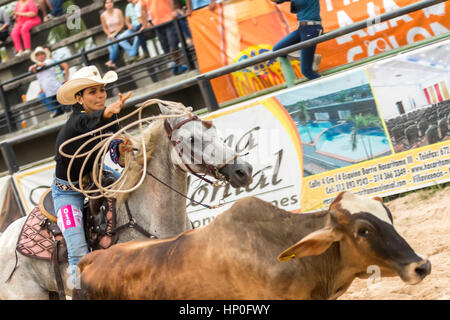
53, 66, 133, 284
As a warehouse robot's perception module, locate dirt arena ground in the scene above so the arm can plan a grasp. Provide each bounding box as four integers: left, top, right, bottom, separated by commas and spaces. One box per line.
340, 185, 450, 300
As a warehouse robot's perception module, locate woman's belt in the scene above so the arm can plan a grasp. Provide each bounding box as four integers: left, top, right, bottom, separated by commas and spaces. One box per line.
54, 175, 91, 191
299, 21, 321, 26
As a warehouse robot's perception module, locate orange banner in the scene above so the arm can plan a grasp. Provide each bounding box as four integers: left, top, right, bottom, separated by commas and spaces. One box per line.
188, 0, 450, 103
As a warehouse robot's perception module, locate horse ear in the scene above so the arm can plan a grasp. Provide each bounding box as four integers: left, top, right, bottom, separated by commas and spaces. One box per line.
277, 227, 342, 262
158, 103, 192, 115
159, 103, 177, 116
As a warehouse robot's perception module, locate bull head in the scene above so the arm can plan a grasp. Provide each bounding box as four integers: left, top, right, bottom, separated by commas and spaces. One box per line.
278, 191, 431, 285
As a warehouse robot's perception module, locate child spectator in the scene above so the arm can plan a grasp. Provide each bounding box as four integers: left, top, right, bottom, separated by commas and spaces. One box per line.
11, 0, 41, 56
29, 46, 69, 118
100, 0, 138, 68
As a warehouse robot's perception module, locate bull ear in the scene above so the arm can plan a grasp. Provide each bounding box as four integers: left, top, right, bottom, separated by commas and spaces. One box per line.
277, 227, 342, 262
329, 191, 351, 225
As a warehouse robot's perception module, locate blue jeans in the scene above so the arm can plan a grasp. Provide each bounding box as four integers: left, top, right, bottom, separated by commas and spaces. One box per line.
155, 23, 179, 54
107, 31, 138, 63
177, 14, 192, 40
39, 92, 64, 114
50, 0, 64, 17
273, 24, 323, 80
130, 24, 149, 55
51, 165, 121, 282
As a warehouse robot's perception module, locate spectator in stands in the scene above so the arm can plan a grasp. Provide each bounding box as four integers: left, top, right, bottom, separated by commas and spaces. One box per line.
0, 7, 11, 46
29, 46, 69, 118
53, 65, 133, 285
38, 0, 64, 22
11, 0, 41, 56
141, 0, 188, 75
101, 0, 138, 69
186, 0, 216, 15
124, 0, 150, 60
271, 0, 323, 82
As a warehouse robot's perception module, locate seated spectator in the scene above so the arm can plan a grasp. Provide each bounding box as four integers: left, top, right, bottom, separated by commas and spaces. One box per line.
11, 0, 41, 56
29, 46, 69, 118
186, 0, 216, 15
141, 0, 188, 75
38, 0, 64, 22
124, 0, 150, 60
101, 0, 138, 69
0, 7, 11, 45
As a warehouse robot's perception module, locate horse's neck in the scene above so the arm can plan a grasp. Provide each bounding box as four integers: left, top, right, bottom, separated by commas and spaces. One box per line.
115, 135, 190, 242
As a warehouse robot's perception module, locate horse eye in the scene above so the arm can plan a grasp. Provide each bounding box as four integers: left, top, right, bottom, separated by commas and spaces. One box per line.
358, 228, 371, 237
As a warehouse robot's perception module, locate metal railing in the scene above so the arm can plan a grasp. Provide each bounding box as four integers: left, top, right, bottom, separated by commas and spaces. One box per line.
0, 0, 447, 174
0, 15, 195, 132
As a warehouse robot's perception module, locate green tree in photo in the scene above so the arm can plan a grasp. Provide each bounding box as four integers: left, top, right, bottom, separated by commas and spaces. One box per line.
347, 113, 383, 160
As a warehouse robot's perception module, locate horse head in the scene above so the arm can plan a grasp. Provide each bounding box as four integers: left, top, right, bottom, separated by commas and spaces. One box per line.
159, 103, 253, 188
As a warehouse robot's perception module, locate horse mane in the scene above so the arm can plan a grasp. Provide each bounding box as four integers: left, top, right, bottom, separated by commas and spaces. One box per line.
115, 119, 166, 204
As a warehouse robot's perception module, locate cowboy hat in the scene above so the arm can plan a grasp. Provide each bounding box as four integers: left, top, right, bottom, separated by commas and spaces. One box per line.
56, 65, 118, 105
30, 46, 51, 63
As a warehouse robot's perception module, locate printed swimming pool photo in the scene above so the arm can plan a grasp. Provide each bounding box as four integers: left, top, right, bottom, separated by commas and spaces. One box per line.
276, 69, 392, 177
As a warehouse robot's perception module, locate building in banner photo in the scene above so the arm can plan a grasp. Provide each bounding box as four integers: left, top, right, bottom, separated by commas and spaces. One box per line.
368, 41, 450, 153
276, 69, 392, 177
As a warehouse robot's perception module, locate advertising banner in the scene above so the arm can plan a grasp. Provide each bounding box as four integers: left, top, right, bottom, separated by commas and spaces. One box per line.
186, 39, 450, 220
188, 0, 450, 103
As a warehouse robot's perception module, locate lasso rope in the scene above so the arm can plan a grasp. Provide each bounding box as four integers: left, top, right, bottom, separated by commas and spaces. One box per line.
58, 98, 192, 199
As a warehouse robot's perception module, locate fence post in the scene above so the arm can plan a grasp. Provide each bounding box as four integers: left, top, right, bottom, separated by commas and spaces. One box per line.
198, 75, 219, 112
80, 48, 90, 66
173, 18, 192, 71
0, 82, 17, 132
0, 142, 19, 174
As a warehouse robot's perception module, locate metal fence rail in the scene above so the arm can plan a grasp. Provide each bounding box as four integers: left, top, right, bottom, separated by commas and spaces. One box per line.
0, 0, 446, 174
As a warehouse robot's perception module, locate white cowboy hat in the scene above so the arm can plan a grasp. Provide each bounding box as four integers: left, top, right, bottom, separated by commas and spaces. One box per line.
30, 46, 51, 63
56, 65, 118, 105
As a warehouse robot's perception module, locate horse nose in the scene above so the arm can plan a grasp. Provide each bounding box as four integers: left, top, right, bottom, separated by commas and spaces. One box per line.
220, 162, 253, 188
235, 163, 252, 180
414, 260, 431, 279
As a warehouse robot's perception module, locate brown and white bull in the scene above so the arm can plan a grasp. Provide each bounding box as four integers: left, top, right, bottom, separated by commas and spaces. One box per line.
76, 191, 431, 300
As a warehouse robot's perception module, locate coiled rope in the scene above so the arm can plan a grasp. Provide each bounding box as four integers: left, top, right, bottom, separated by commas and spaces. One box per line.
58, 98, 191, 199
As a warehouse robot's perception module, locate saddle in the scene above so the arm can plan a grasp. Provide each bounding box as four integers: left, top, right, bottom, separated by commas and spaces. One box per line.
16, 186, 118, 264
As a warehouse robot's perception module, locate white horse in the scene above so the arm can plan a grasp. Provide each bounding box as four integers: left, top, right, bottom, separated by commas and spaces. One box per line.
0, 103, 253, 299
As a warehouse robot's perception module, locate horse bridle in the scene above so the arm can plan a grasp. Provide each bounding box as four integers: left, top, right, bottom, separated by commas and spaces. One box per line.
117, 114, 236, 242
163, 114, 238, 186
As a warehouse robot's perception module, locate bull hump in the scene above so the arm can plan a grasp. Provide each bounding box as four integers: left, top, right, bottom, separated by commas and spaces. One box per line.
228, 196, 289, 221
339, 194, 392, 225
